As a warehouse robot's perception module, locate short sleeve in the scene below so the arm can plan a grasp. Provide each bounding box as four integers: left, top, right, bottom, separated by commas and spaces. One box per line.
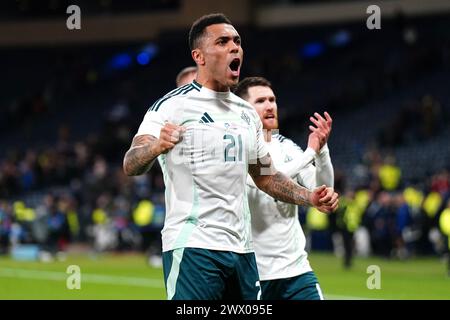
134, 96, 181, 138
135, 110, 167, 138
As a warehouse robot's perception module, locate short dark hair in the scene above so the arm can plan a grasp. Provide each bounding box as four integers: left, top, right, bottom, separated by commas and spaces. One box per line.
233, 77, 272, 100
189, 13, 232, 51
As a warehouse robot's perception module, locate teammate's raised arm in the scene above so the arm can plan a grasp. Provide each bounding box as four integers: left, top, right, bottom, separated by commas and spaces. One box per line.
248, 153, 339, 214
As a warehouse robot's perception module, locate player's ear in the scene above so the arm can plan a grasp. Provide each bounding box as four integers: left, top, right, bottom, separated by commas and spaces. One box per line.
192, 49, 205, 66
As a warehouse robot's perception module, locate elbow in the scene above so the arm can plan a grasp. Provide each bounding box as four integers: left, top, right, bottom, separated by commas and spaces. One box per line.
253, 175, 270, 192
123, 165, 132, 177
122, 158, 134, 176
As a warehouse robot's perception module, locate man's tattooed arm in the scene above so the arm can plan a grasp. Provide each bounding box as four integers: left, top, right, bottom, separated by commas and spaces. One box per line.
123, 134, 160, 176
248, 153, 312, 207
124, 123, 185, 176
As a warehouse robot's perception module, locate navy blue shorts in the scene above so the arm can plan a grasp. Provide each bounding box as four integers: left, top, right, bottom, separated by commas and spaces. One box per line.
162, 248, 261, 300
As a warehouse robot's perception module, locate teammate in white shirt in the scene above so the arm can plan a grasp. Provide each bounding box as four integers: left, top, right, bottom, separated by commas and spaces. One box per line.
123, 14, 339, 300
235, 77, 334, 300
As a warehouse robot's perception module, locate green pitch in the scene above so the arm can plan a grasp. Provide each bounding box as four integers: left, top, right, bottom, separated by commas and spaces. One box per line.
0, 253, 166, 300
0, 252, 448, 300
310, 253, 450, 300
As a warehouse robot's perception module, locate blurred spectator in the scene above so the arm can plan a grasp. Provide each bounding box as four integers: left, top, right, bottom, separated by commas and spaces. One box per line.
439, 200, 450, 275
0, 201, 12, 255
45, 196, 70, 256
335, 189, 371, 268
431, 169, 450, 195
364, 192, 396, 257
393, 193, 413, 259
90, 192, 115, 252
306, 207, 332, 251
132, 197, 163, 266
378, 155, 402, 191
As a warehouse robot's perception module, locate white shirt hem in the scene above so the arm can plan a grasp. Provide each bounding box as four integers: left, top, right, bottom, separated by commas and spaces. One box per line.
258, 267, 313, 281
163, 244, 254, 254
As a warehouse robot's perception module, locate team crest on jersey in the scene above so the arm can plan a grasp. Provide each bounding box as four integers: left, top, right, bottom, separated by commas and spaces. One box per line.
284, 155, 293, 163
224, 122, 238, 131
241, 111, 251, 125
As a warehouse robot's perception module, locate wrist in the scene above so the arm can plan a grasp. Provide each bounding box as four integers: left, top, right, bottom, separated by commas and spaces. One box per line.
149, 142, 163, 157
319, 143, 329, 155
305, 189, 313, 207
307, 144, 319, 154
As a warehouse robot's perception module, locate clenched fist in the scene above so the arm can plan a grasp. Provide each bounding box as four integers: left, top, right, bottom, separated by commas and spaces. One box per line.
155, 122, 185, 154
309, 185, 339, 214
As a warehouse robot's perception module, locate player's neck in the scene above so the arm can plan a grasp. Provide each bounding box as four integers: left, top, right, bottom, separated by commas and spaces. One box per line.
264, 129, 272, 142
196, 74, 229, 92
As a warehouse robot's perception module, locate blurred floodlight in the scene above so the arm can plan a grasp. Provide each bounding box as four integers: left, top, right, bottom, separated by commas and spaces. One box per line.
330, 30, 351, 47
110, 53, 133, 70
137, 43, 159, 66
301, 42, 324, 58
137, 52, 151, 65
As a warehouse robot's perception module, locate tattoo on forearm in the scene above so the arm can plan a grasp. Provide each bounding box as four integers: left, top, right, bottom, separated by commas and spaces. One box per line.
123, 135, 159, 176
249, 153, 311, 206
265, 172, 311, 206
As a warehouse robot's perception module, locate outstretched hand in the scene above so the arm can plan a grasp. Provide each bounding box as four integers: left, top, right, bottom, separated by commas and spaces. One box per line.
309, 111, 332, 150
310, 185, 339, 214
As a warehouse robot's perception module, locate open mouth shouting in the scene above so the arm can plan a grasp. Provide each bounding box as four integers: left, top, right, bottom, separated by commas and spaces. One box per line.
229, 58, 241, 78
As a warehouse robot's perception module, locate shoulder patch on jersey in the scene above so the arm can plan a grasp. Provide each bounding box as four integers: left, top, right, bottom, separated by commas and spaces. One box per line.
147, 84, 195, 112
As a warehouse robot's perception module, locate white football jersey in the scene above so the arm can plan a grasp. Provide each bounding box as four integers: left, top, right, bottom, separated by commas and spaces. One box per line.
135, 81, 268, 253
247, 134, 334, 281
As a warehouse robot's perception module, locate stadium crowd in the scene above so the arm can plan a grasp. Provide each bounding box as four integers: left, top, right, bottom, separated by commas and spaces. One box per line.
0, 112, 449, 266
